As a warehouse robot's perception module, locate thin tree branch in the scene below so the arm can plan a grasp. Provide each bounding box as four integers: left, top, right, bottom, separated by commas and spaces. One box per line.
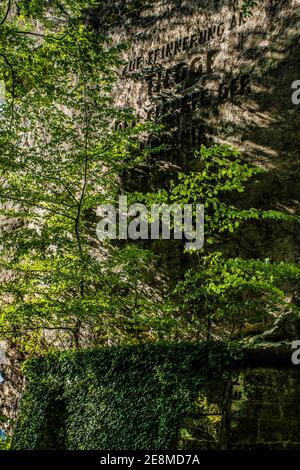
0, 190, 76, 220
0, 0, 11, 26
48, 175, 79, 206
0, 326, 75, 336
74, 85, 89, 260
15, 30, 69, 41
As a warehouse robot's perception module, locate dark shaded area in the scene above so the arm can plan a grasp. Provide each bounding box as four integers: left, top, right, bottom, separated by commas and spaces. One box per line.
38, 395, 66, 450
242, 346, 294, 367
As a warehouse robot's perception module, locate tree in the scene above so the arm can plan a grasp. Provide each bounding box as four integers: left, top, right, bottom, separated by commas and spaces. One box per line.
0, 0, 295, 352
135, 145, 300, 340
0, 0, 164, 353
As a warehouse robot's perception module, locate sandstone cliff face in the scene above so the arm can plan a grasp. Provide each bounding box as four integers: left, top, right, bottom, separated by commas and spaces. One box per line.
90, 0, 300, 264
180, 366, 300, 450
2, 0, 300, 444
0, 343, 24, 437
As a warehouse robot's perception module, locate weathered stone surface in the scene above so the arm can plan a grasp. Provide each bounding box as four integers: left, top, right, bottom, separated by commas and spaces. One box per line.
89, 0, 300, 266
180, 366, 300, 450
261, 310, 300, 341
0, 343, 24, 437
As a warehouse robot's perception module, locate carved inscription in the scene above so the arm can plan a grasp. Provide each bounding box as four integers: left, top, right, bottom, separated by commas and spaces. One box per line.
148, 74, 251, 122
115, 0, 262, 155
146, 51, 219, 96
123, 12, 246, 76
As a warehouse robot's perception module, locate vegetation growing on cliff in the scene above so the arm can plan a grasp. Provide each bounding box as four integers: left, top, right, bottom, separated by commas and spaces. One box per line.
0, 0, 298, 354
12, 342, 242, 450
0, 0, 299, 454
0, 0, 164, 351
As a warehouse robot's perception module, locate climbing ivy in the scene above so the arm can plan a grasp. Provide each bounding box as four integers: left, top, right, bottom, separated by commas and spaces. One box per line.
12, 342, 242, 450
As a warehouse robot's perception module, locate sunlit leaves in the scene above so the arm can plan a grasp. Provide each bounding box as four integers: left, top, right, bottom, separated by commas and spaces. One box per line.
0, 1, 162, 352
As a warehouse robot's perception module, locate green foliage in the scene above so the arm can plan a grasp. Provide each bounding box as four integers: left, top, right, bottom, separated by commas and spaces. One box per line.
166, 146, 300, 339
134, 144, 300, 339
0, 437, 11, 450
12, 342, 243, 450
242, 0, 259, 17
0, 2, 165, 352
17, 0, 102, 21
0, 416, 10, 449
133, 145, 297, 246
0, 2, 297, 352
174, 254, 300, 339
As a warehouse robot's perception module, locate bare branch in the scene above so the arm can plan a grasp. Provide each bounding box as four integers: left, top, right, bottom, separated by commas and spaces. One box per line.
0, 0, 11, 26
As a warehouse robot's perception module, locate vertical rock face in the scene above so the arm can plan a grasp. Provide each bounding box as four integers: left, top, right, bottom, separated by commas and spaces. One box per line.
2, 0, 300, 445
230, 368, 300, 450
180, 367, 300, 450
0, 343, 24, 436
91, 0, 300, 261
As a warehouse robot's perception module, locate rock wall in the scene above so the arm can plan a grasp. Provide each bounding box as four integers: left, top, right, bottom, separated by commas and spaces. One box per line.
231, 367, 300, 450
180, 366, 300, 450
89, 0, 300, 264
0, 343, 24, 437
2, 0, 300, 445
